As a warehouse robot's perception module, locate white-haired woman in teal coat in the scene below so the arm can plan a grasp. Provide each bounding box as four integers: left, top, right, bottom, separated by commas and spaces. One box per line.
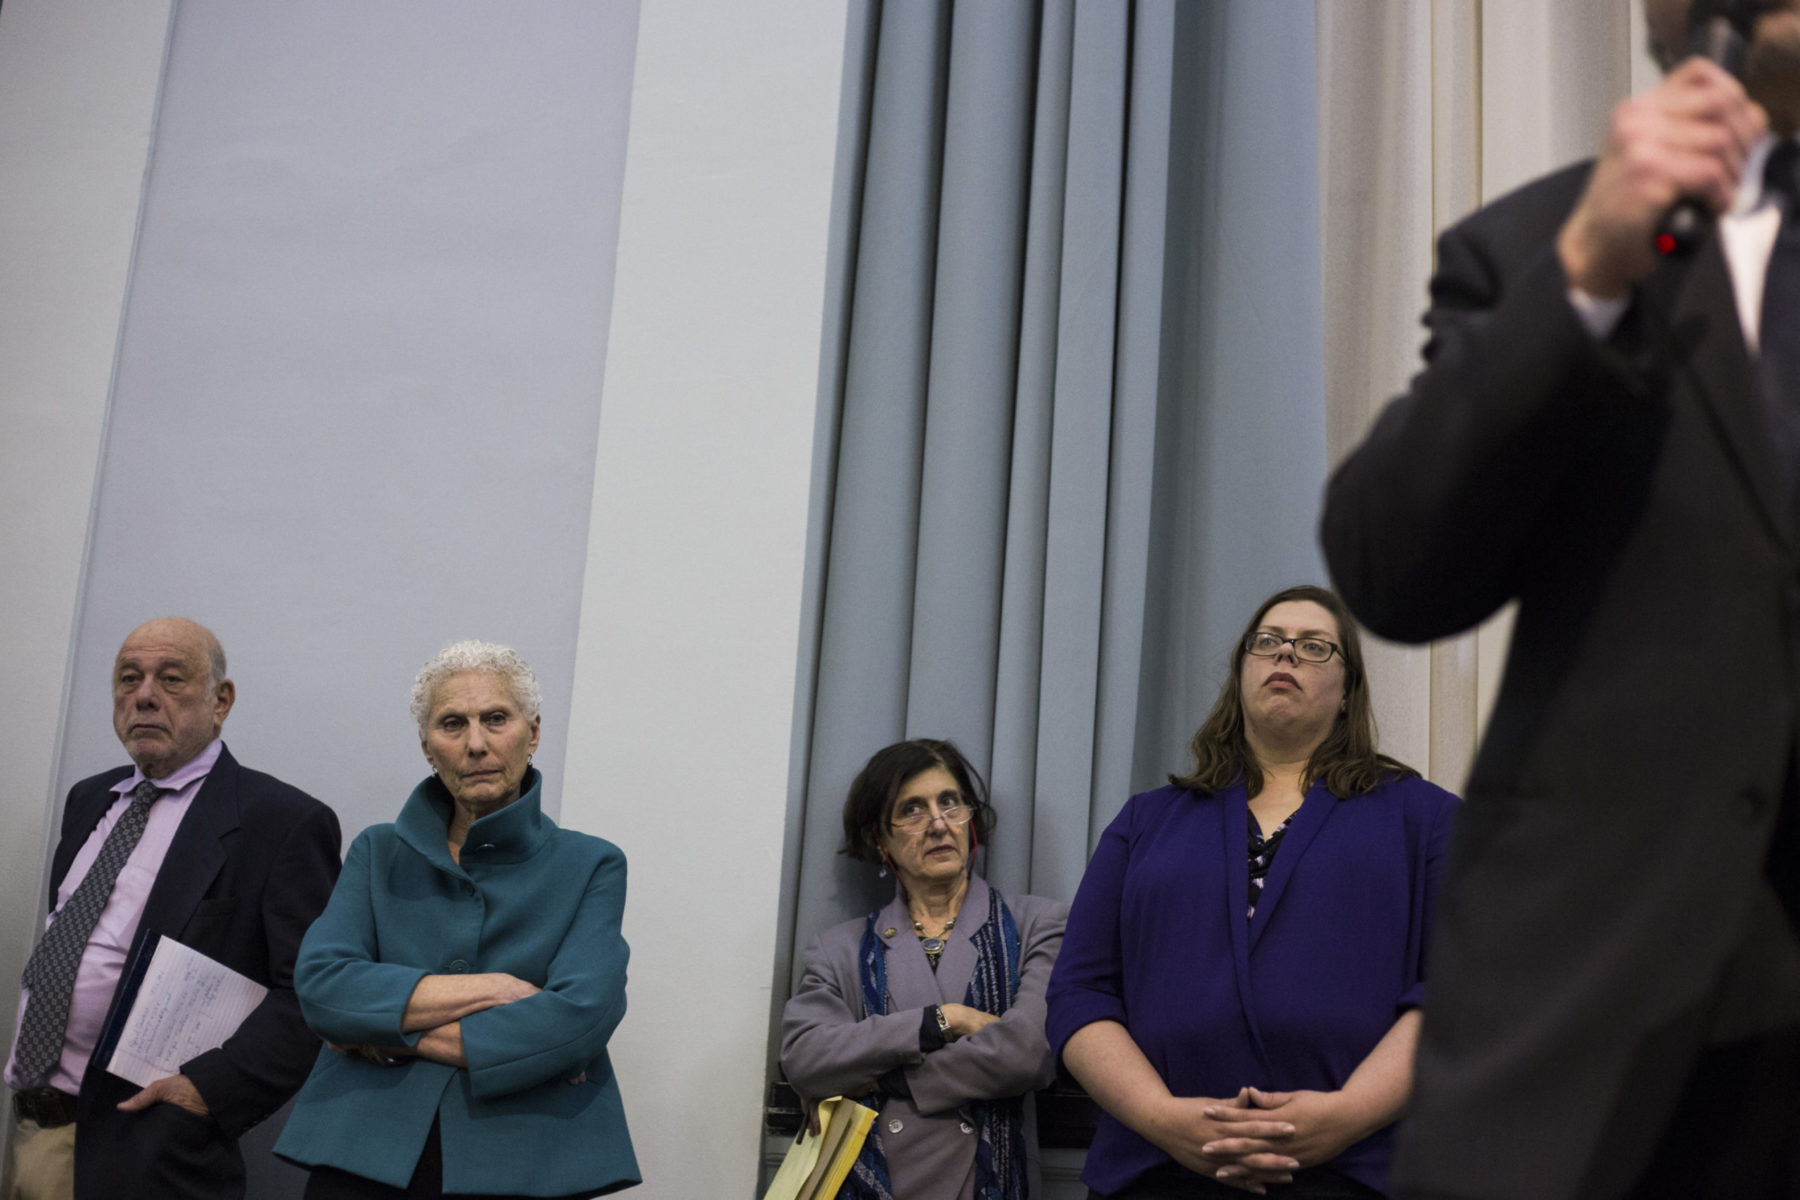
274, 641, 639, 1199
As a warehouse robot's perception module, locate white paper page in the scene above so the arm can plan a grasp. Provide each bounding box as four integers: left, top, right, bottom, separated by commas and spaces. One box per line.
104, 937, 267, 1087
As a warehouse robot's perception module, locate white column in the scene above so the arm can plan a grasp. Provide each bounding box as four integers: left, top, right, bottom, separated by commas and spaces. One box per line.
0, 0, 173, 1141
558, 2, 847, 1195
1318, 0, 1648, 788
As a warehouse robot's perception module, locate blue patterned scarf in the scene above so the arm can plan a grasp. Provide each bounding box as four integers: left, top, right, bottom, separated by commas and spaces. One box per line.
839, 885, 1028, 1200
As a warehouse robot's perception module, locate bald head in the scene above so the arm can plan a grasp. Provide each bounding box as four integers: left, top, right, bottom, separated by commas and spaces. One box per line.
112, 617, 235, 779
132, 617, 226, 686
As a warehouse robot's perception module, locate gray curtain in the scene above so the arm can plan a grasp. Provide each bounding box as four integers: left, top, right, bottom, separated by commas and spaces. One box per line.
773, 0, 1330, 1013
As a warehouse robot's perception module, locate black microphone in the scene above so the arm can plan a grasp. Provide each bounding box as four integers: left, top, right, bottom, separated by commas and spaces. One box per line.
1654, 2, 1753, 257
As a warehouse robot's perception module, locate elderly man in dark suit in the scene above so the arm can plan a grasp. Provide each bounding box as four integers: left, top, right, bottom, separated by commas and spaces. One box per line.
4, 617, 340, 1200
1321, 3, 1800, 1198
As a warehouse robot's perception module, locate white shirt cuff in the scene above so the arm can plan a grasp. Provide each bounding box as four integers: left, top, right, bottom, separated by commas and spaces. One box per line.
1567, 287, 1629, 340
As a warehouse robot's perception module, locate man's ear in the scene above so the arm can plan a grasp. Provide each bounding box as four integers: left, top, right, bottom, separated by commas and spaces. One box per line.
213, 679, 237, 728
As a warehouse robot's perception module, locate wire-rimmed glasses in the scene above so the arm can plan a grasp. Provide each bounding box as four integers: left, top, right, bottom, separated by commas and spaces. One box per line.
889, 797, 973, 834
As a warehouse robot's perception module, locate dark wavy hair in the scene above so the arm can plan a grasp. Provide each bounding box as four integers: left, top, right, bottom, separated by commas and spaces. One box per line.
839, 738, 996, 865
1169, 584, 1417, 799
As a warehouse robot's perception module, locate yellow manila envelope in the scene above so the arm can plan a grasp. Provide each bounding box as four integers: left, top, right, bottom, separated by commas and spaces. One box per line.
762, 1096, 877, 1200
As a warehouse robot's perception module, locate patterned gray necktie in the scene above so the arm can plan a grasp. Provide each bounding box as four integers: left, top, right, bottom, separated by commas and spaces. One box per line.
13, 780, 163, 1088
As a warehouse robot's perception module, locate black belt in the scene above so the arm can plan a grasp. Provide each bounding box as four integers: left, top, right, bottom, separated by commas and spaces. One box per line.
13, 1087, 78, 1128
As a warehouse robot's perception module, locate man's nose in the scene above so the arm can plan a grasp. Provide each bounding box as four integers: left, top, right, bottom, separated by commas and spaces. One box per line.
132, 678, 161, 705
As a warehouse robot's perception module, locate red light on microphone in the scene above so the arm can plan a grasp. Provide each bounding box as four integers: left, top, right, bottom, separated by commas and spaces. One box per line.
1655, 232, 1678, 255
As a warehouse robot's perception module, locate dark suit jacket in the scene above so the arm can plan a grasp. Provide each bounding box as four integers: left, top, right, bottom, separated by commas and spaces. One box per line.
51, 743, 341, 1200
1321, 163, 1800, 1200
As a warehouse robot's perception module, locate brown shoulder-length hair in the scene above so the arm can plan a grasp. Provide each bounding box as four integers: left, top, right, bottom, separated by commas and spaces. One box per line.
1170, 584, 1417, 799
839, 738, 996, 865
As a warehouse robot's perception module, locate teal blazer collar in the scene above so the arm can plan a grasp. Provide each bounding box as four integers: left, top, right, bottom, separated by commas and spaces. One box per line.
396, 766, 553, 871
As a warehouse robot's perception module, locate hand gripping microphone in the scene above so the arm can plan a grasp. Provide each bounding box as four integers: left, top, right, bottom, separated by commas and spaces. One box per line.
1654, 0, 1755, 257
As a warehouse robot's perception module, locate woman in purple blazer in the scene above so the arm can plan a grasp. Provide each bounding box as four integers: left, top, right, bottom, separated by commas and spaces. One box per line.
782, 739, 1069, 1200
1047, 586, 1458, 1199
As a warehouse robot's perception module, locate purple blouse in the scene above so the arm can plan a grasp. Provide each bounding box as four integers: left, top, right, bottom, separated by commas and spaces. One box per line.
1045, 775, 1458, 1196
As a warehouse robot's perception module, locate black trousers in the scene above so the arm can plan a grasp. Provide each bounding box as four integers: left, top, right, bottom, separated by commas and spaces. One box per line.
1092, 1162, 1384, 1200
1623, 778, 1800, 1198
303, 1118, 611, 1200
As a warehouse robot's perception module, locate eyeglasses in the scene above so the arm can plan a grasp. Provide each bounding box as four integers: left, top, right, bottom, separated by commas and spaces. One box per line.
889, 797, 972, 834
1244, 631, 1342, 664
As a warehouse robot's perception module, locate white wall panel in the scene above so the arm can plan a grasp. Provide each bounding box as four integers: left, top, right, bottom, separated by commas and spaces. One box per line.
0, 0, 175, 1160
560, 2, 846, 1195
13, 3, 640, 1193
55, 0, 639, 832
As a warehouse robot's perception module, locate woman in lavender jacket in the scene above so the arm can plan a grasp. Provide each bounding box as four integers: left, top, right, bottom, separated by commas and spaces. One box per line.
1047, 586, 1458, 1199
782, 739, 1068, 1200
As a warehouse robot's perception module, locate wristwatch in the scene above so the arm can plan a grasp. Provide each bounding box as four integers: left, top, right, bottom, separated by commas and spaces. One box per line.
934, 1005, 954, 1043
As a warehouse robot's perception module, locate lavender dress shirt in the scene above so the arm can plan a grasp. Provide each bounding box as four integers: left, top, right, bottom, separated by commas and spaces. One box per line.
4, 739, 222, 1093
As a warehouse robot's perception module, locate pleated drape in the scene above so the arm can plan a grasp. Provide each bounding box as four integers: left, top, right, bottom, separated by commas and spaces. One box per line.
764, 0, 1656, 1182
774, 0, 1335, 1008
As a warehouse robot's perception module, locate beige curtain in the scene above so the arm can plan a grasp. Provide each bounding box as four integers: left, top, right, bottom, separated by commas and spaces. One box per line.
1315, 0, 1656, 790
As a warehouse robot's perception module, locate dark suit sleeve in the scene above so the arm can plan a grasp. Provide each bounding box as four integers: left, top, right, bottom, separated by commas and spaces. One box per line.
1320, 210, 1645, 643
181, 800, 341, 1139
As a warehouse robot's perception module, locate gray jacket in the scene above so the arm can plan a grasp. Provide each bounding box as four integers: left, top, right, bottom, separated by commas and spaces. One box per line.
781, 875, 1067, 1200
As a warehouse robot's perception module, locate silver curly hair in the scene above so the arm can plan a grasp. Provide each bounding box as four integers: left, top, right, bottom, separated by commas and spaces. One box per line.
410, 640, 542, 732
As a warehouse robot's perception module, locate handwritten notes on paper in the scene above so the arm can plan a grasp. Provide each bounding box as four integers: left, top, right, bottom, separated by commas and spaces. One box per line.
104, 935, 267, 1088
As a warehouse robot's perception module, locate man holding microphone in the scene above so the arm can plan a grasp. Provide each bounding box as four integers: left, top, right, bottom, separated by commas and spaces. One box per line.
1323, 2, 1800, 1197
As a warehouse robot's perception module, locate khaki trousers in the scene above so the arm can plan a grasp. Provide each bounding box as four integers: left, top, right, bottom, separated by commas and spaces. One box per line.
3, 1117, 74, 1200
